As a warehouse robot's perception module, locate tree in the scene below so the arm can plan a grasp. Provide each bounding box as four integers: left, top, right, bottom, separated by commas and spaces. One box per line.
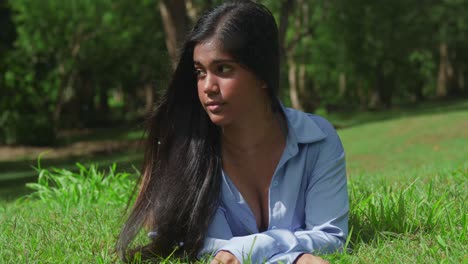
3, 0, 168, 145
157, 0, 223, 67
432, 0, 468, 98
158, 0, 189, 68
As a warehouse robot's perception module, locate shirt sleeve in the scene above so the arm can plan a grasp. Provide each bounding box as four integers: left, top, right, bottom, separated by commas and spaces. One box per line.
199, 119, 348, 263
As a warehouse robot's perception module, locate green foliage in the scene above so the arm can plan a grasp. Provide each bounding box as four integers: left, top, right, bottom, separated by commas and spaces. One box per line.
25, 163, 135, 210
267, 0, 468, 110
1, 0, 167, 145
1, 0, 467, 144
0, 110, 56, 146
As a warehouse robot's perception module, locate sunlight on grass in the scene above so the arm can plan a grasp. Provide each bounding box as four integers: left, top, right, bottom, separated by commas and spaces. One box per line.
1, 105, 467, 263
339, 110, 468, 180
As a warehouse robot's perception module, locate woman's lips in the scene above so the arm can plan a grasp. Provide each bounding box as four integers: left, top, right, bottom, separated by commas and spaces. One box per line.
206, 102, 224, 113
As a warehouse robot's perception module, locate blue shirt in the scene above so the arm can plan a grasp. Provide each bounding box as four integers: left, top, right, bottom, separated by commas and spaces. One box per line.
199, 107, 349, 263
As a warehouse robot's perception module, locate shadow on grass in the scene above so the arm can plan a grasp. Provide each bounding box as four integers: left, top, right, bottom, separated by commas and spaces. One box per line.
0, 122, 146, 202
56, 125, 145, 146
327, 98, 468, 129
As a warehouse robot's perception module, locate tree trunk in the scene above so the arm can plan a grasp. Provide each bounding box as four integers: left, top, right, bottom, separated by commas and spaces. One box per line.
299, 63, 320, 112
368, 66, 382, 110
437, 42, 454, 98
159, 0, 189, 68
368, 89, 381, 110
288, 58, 304, 110
379, 72, 393, 108
278, 0, 296, 64
79, 74, 96, 126
298, 63, 306, 96
125, 89, 137, 114
369, 63, 393, 109
281, 0, 306, 110
339, 72, 346, 97
53, 63, 76, 131
53, 64, 67, 130
98, 82, 109, 122
357, 81, 367, 110
411, 82, 425, 103
448, 49, 463, 96
144, 83, 155, 114
457, 67, 465, 93
186, 0, 213, 23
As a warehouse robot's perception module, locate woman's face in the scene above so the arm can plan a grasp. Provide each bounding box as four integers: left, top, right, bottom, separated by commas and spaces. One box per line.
194, 39, 268, 127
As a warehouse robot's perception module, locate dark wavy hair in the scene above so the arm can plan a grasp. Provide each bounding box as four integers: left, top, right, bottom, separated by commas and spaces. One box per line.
116, 0, 280, 261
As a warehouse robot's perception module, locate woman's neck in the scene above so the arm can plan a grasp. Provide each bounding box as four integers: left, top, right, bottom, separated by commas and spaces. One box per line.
221, 107, 286, 156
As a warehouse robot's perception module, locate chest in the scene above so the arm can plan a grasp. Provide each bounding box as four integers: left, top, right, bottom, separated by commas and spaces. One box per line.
223, 148, 284, 231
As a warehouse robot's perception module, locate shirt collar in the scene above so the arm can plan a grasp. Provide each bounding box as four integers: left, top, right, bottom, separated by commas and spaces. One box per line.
281, 105, 327, 144
274, 103, 327, 167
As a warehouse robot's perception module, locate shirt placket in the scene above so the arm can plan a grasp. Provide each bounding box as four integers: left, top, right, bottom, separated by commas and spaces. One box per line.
267, 132, 299, 231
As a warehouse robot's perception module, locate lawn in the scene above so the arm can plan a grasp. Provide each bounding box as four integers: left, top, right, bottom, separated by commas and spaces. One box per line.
0, 100, 467, 263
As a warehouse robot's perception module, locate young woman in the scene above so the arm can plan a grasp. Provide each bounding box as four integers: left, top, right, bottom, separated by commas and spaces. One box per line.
117, 1, 348, 263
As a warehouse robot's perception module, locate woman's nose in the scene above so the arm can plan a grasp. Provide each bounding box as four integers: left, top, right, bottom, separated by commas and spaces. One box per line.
203, 73, 220, 94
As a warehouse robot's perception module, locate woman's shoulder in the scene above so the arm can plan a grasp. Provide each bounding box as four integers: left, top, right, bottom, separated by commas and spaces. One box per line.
282, 107, 339, 143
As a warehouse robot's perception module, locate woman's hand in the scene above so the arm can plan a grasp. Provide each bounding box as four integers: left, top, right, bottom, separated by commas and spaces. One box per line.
210, 250, 240, 264
295, 253, 329, 264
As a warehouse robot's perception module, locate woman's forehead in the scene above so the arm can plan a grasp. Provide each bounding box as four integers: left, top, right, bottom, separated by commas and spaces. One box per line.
193, 39, 235, 65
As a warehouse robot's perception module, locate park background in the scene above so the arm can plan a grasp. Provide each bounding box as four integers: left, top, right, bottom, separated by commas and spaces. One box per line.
0, 0, 467, 263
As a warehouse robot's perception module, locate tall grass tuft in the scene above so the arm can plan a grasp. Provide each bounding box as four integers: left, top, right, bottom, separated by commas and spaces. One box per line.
24, 162, 136, 211
341, 166, 468, 262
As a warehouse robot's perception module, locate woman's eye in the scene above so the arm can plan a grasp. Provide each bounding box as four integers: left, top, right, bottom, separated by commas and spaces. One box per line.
218, 65, 232, 74
195, 69, 206, 78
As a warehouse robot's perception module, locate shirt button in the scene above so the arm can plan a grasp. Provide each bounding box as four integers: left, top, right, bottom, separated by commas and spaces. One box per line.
272, 180, 279, 187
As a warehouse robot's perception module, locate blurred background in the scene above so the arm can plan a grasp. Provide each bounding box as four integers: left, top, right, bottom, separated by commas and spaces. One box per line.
1, 0, 467, 198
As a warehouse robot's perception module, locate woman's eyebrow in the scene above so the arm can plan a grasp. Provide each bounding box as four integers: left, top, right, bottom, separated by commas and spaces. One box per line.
211, 59, 237, 64
193, 59, 237, 66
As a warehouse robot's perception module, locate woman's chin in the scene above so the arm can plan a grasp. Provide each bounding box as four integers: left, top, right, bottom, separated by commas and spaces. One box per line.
208, 114, 230, 127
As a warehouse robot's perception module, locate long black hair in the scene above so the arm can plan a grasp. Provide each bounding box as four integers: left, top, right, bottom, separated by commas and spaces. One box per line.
117, 0, 280, 261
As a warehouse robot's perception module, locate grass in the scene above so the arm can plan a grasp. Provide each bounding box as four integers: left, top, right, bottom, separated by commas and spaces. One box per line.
340, 167, 467, 263
0, 164, 137, 263
0, 151, 143, 201
339, 107, 467, 179
321, 98, 468, 129
0, 124, 144, 200
1, 100, 467, 263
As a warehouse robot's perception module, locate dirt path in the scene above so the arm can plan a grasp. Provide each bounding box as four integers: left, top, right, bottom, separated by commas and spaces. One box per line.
0, 140, 142, 162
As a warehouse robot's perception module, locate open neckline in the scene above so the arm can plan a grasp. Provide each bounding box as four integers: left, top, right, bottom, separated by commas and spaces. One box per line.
219, 107, 304, 233
220, 137, 291, 232
221, 170, 268, 232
